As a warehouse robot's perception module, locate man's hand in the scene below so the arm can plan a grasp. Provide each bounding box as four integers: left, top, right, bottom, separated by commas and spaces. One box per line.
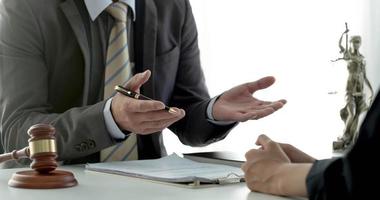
213, 76, 286, 122
111, 70, 185, 134
242, 135, 312, 197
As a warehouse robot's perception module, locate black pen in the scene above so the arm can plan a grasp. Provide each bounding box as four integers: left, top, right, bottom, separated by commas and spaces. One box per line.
114, 85, 176, 114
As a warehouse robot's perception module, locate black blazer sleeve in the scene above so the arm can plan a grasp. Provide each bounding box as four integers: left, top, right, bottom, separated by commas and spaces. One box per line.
168, 0, 235, 146
306, 91, 380, 200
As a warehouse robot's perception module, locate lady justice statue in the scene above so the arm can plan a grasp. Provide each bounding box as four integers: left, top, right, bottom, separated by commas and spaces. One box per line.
332, 23, 374, 151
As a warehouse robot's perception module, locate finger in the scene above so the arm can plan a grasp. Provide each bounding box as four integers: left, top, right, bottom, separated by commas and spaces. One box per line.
244, 148, 261, 160
278, 143, 292, 152
124, 70, 151, 91
140, 108, 185, 123
278, 143, 316, 163
142, 113, 185, 130
135, 108, 184, 122
231, 112, 258, 122
253, 100, 272, 106
138, 112, 185, 134
170, 108, 186, 117
241, 162, 247, 172
137, 127, 165, 135
266, 101, 284, 111
244, 76, 275, 94
125, 98, 165, 112
252, 101, 285, 112
255, 134, 272, 147
257, 107, 276, 118
241, 161, 254, 174
252, 98, 286, 107
251, 107, 276, 119
279, 99, 287, 105
247, 180, 272, 194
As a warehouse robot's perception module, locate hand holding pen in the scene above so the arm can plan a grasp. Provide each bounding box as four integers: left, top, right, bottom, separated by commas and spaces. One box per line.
114, 85, 176, 114
110, 70, 186, 135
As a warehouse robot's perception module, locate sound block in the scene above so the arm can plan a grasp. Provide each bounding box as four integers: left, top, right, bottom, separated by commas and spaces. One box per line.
8, 170, 78, 189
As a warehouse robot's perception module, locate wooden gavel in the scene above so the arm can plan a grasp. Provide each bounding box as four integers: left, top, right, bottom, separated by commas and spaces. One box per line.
0, 124, 77, 189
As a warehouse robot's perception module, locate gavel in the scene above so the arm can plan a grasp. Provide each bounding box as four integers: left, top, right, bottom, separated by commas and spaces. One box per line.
0, 124, 77, 189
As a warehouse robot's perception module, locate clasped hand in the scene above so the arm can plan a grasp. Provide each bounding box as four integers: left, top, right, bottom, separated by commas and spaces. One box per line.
242, 135, 315, 196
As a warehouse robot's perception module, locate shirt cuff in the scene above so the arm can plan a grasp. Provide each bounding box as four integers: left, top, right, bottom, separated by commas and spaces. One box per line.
103, 98, 127, 140
206, 96, 236, 126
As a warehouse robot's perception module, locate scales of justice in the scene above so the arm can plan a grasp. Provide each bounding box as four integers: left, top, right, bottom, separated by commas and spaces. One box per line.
0, 124, 78, 189
331, 23, 374, 151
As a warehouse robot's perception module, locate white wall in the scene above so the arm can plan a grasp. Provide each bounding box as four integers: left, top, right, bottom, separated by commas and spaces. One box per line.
164, 0, 378, 159
366, 0, 380, 92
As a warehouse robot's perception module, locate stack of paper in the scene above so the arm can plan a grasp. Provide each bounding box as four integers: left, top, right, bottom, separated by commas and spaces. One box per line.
86, 154, 244, 186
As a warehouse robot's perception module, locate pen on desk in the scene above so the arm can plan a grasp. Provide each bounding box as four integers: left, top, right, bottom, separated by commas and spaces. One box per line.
114, 85, 177, 114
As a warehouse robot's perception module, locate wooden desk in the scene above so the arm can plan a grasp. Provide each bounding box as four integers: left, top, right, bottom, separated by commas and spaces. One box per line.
0, 166, 304, 200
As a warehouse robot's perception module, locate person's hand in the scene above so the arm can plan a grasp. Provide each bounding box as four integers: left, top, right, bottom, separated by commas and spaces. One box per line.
212, 76, 286, 122
242, 134, 291, 195
111, 70, 185, 134
278, 143, 316, 163
242, 135, 312, 197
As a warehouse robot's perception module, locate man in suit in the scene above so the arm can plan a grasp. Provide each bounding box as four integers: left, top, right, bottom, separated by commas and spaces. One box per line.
0, 0, 285, 167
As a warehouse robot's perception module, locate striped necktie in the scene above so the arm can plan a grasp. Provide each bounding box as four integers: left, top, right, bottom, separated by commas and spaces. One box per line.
100, 2, 138, 162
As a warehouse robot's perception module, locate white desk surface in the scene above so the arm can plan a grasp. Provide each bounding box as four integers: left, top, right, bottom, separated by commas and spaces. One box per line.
0, 166, 304, 200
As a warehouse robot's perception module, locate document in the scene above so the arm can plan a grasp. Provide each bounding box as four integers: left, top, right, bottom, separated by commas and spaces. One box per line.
86, 154, 244, 186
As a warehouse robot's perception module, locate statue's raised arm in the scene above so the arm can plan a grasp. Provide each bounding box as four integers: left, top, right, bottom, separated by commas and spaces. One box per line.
339, 22, 350, 54
332, 23, 350, 62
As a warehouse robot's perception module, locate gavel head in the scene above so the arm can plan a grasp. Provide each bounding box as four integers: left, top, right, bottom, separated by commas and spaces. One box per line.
27, 124, 58, 174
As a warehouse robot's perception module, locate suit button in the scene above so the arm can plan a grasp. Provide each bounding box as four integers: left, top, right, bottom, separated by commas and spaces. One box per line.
88, 139, 96, 149
74, 144, 82, 152
80, 143, 88, 151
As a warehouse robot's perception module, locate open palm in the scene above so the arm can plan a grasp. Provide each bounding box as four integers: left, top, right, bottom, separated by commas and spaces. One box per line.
213, 76, 286, 122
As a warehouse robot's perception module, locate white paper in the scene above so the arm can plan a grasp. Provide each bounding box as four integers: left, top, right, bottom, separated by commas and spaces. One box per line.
86, 153, 244, 184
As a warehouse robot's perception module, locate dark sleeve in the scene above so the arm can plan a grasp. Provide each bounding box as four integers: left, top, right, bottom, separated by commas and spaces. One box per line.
168, 0, 235, 146
306, 91, 380, 200
0, 0, 115, 162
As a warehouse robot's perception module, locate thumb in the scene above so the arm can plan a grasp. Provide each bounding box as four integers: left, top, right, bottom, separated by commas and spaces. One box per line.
125, 70, 151, 92
245, 76, 275, 94
255, 134, 275, 150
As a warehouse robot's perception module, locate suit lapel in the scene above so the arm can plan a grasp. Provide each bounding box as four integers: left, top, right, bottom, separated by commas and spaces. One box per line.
60, 0, 91, 105
135, 0, 158, 98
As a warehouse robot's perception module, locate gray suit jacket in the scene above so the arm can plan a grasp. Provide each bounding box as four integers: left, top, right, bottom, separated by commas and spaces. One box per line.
0, 0, 234, 166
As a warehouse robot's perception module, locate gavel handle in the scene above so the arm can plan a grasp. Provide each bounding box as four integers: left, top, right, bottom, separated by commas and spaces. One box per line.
0, 147, 30, 163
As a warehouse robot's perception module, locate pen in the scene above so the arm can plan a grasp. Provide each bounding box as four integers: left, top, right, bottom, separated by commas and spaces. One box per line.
114, 85, 176, 114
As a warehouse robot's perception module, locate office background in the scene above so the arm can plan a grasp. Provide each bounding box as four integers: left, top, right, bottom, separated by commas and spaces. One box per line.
164, 0, 380, 159
0, 0, 377, 160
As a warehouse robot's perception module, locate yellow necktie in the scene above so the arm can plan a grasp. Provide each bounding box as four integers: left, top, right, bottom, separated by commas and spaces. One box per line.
100, 2, 138, 162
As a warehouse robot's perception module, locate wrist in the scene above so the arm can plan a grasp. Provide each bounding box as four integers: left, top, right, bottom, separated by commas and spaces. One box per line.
273, 163, 292, 196
208, 95, 221, 121
277, 163, 312, 197
109, 98, 132, 134
103, 98, 129, 139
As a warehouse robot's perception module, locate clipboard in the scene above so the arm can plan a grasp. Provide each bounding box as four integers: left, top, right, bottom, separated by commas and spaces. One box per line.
86, 153, 245, 188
